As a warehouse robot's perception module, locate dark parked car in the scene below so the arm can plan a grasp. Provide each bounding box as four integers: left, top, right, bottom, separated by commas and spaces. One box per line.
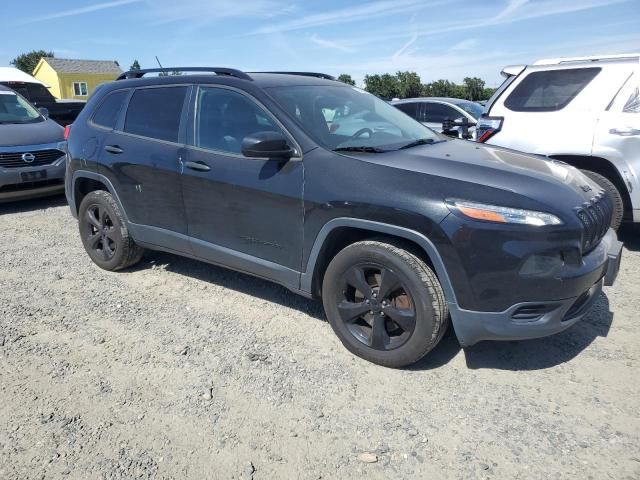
0, 68, 84, 126
0, 85, 66, 202
391, 97, 484, 138
65, 67, 622, 368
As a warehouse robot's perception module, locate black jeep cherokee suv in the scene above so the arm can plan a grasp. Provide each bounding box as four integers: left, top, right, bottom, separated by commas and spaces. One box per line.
65, 67, 623, 368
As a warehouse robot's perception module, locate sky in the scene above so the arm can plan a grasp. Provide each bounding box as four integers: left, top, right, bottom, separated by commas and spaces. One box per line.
2, 0, 639, 87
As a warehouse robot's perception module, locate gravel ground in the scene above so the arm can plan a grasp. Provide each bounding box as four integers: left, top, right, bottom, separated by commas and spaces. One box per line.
1, 195, 639, 480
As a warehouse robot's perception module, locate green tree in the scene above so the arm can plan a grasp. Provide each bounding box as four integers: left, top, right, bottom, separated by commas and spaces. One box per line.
129, 59, 141, 71
482, 87, 497, 100
10, 50, 54, 74
427, 79, 457, 97
364, 73, 399, 100
337, 73, 355, 86
463, 77, 486, 101
396, 71, 422, 99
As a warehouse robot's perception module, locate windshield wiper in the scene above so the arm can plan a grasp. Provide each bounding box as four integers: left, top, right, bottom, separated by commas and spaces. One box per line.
398, 138, 437, 150
333, 146, 387, 153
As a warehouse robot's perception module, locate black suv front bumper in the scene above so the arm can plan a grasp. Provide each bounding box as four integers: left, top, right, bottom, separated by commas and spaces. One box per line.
450, 228, 622, 346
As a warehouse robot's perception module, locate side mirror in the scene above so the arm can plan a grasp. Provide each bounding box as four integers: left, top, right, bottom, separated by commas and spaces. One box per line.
241, 131, 295, 159
38, 107, 49, 118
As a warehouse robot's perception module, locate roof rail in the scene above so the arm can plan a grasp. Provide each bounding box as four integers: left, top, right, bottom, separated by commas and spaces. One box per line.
533, 53, 640, 66
116, 67, 252, 81
251, 71, 337, 81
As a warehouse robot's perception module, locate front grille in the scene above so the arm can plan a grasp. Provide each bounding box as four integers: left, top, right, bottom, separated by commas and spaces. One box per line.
0, 149, 65, 169
576, 193, 612, 253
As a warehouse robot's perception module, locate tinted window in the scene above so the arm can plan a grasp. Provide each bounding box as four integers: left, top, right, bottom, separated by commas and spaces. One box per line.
268, 85, 438, 150
0, 83, 53, 104
124, 86, 187, 142
395, 102, 418, 119
423, 103, 460, 123
504, 68, 600, 112
92, 90, 128, 129
195, 87, 284, 154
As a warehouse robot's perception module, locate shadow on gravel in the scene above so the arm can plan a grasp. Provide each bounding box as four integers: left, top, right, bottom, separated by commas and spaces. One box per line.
130, 251, 614, 372
618, 223, 640, 252
136, 251, 327, 320
0, 194, 67, 214
462, 293, 613, 371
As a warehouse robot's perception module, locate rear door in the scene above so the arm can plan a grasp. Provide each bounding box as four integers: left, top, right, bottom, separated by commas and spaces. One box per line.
593, 69, 640, 210
180, 85, 304, 283
99, 85, 190, 241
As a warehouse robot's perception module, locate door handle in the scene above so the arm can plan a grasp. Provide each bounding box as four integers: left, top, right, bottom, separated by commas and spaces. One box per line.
104, 145, 124, 154
184, 161, 211, 172
610, 127, 640, 136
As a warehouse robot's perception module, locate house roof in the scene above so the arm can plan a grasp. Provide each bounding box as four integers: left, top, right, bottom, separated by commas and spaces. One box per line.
43, 58, 122, 74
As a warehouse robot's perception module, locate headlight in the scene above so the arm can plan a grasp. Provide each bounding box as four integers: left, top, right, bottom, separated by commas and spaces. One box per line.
449, 200, 562, 226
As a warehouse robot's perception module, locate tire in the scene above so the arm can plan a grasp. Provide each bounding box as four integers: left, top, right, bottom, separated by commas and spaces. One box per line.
78, 190, 144, 271
322, 239, 448, 368
580, 169, 624, 231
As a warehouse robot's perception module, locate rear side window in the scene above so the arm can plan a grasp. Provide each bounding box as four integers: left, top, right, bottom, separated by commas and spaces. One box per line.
395, 102, 418, 119
504, 68, 600, 112
124, 86, 187, 142
423, 103, 460, 123
92, 90, 128, 129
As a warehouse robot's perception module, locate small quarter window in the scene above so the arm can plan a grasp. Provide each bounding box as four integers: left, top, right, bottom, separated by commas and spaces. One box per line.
504, 68, 601, 112
623, 85, 639, 113
124, 86, 188, 143
92, 90, 129, 129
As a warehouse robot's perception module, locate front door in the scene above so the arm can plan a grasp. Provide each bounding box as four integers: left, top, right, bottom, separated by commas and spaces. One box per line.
180, 85, 304, 284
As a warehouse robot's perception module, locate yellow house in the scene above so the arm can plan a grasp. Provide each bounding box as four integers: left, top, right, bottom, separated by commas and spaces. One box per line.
32, 57, 122, 100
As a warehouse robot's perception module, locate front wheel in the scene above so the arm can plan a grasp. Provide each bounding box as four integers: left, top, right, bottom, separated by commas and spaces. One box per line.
78, 190, 144, 271
322, 240, 448, 368
580, 169, 624, 230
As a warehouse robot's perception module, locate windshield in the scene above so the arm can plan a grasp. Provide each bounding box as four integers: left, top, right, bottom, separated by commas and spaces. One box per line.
455, 100, 485, 119
267, 85, 441, 151
0, 91, 42, 124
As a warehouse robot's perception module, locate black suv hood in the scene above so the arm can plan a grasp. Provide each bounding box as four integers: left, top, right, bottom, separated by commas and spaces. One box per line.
0, 118, 64, 147
363, 140, 599, 210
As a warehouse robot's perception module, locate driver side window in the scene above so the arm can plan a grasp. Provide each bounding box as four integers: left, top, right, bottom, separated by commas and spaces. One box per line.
195, 87, 283, 154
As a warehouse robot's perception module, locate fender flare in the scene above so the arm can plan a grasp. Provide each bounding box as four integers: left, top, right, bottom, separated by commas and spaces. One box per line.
70, 170, 129, 223
300, 217, 458, 306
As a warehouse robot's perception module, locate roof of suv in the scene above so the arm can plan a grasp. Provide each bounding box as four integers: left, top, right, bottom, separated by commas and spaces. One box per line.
110, 69, 342, 90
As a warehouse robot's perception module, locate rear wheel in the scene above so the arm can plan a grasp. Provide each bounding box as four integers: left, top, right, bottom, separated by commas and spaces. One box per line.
322, 240, 448, 368
78, 190, 144, 271
580, 169, 624, 230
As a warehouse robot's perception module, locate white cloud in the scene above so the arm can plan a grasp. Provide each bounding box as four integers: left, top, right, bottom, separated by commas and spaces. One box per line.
148, 0, 283, 24
24, 0, 143, 23
250, 0, 428, 35
494, 0, 530, 21
310, 34, 357, 53
330, 0, 632, 48
392, 33, 419, 59
448, 38, 478, 52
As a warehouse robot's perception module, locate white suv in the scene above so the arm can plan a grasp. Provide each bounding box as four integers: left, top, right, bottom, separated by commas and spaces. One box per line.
477, 53, 640, 229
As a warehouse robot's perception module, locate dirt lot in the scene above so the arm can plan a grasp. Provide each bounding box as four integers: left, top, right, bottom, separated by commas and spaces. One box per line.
1, 195, 639, 480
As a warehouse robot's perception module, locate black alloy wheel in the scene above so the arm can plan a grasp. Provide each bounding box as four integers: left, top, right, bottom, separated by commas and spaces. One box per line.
322, 239, 448, 368
337, 263, 416, 351
83, 204, 120, 261
78, 190, 144, 271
